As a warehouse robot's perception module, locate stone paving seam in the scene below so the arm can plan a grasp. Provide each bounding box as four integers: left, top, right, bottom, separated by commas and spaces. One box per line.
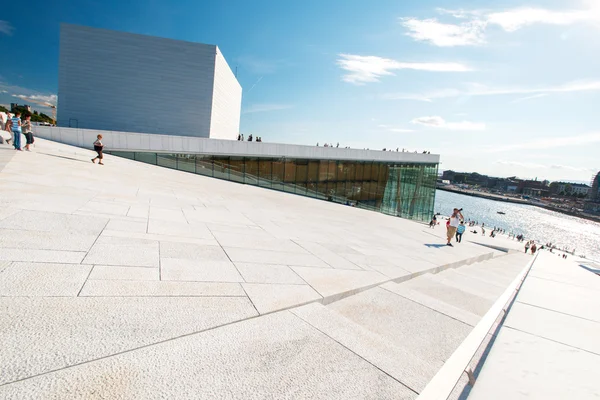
207, 226, 260, 314
79, 219, 111, 266
515, 300, 600, 323
0, 304, 263, 388
503, 325, 600, 357
317, 251, 496, 307
379, 285, 477, 328
291, 239, 365, 271
289, 310, 421, 396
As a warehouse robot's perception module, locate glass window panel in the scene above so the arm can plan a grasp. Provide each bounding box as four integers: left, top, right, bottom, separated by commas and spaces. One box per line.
228, 157, 245, 183
213, 157, 229, 180
245, 158, 258, 185
259, 159, 272, 188
195, 156, 213, 177
283, 160, 295, 193
135, 152, 157, 165
157, 154, 177, 169
115, 151, 135, 160
326, 161, 337, 199
307, 160, 319, 197
177, 154, 195, 173
271, 159, 284, 191
295, 160, 308, 195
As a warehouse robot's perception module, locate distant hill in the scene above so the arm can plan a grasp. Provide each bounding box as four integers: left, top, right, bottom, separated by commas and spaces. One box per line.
8, 105, 55, 125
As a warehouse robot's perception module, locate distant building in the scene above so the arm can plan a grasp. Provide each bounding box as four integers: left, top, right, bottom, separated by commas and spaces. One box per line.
584, 172, 600, 215
11, 103, 32, 113
550, 182, 591, 196
58, 24, 242, 140
517, 179, 549, 197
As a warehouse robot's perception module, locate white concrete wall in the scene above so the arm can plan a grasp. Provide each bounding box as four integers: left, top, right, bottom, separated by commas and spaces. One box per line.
209, 47, 242, 140
58, 24, 216, 138
33, 126, 440, 164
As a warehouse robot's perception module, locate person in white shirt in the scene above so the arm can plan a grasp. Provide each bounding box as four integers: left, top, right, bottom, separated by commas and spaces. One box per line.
446, 208, 464, 247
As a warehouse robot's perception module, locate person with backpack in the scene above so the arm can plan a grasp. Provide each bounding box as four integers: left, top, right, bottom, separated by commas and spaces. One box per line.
456, 221, 466, 243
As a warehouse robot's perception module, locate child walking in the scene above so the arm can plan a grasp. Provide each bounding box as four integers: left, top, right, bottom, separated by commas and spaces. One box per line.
91, 134, 104, 165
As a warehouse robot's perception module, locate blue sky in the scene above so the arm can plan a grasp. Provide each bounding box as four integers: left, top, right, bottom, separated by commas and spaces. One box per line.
1, 0, 599, 182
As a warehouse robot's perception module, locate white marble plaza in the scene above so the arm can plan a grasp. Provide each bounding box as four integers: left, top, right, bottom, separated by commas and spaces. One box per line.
0, 139, 546, 399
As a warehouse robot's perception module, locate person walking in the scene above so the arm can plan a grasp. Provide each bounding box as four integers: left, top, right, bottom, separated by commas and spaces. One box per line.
91, 134, 104, 165
429, 214, 437, 228
531, 242, 537, 255
525, 241, 530, 253
22, 115, 34, 151
446, 208, 464, 247
456, 221, 466, 243
9, 111, 22, 151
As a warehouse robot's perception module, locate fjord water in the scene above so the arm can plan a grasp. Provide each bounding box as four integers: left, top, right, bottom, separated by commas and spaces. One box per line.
435, 190, 600, 261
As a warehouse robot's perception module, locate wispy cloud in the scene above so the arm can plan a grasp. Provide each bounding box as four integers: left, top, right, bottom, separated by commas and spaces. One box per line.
337, 54, 472, 85
496, 160, 594, 172
511, 93, 548, 103
400, 18, 487, 47
12, 94, 57, 106
0, 21, 14, 36
377, 124, 414, 133
386, 80, 600, 102
411, 116, 486, 131
401, 4, 600, 47
242, 103, 293, 114
486, 132, 600, 153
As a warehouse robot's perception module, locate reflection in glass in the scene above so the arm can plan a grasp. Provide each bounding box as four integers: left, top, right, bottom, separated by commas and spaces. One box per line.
110, 151, 438, 222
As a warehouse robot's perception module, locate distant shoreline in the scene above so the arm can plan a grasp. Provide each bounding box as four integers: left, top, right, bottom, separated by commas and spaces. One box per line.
437, 186, 600, 224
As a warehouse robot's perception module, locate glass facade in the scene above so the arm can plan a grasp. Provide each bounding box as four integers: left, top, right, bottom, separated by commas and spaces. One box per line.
108, 151, 438, 222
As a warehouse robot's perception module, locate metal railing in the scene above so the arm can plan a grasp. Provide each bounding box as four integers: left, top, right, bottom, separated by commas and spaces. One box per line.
416, 252, 539, 400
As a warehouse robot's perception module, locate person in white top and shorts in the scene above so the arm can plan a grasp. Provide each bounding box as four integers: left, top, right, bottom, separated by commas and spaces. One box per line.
446, 208, 464, 247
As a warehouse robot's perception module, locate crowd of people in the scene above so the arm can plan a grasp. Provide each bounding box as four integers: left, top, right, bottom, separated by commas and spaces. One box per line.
430, 208, 577, 259
0, 111, 35, 151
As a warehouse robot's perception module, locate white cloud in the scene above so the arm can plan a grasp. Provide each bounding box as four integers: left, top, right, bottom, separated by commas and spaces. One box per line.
242, 103, 292, 114
411, 116, 486, 131
486, 132, 600, 152
402, 4, 600, 47
386, 80, 600, 102
336, 54, 472, 85
487, 8, 596, 32
400, 18, 487, 47
496, 160, 594, 173
0, 21, 13, 36
511, 93, 548, 103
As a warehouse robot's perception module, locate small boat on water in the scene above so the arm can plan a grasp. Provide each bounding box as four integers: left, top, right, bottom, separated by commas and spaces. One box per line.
497, 211, 506, 215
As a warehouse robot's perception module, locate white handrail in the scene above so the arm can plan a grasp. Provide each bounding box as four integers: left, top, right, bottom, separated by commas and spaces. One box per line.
416, 253, 539, 400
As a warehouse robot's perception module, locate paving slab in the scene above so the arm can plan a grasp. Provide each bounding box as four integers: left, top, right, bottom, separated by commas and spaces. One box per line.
147, 219, 213, 239
329, 287, 472, 365
380, 282, 481, 326
0, 229, 99, 252
242, 283, 322, 314
79, 279, 245, 297
224, 247, 330, 268
161, 258, 244, 283
292, 266, 388, 299
400, 274, 494, 316
0, 296, 257, 385
468, 328, 600, 400
0, 210, 108, 235
0, 248, 87, 263
88, 265, 159, 281
0, 262, 92, 296
82, 235, 159, 267
505, 302, 600, 354
234, 262, 306, 284
291, 302, 436, 393
516, 276, 600, 322
0, 311, 414, 399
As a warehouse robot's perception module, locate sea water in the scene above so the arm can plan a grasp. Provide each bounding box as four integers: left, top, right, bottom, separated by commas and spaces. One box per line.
435, 190, 600, 261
